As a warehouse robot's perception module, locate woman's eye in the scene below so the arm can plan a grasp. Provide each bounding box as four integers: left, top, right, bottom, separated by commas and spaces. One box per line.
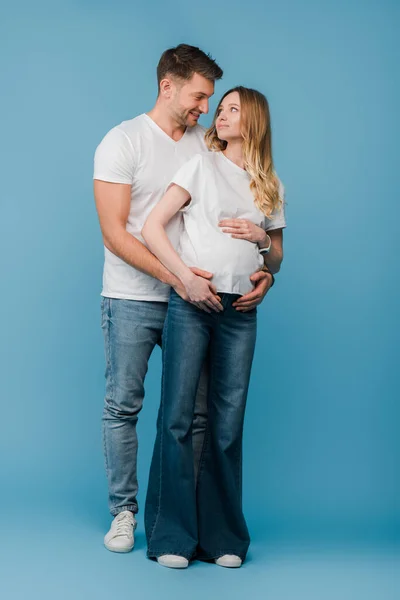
231, 107, 238, 112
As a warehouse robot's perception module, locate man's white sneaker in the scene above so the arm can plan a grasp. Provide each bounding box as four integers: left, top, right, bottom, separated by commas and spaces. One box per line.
157, 555, 189, 569
104, 510, 137, 553
215, 554, 242, 568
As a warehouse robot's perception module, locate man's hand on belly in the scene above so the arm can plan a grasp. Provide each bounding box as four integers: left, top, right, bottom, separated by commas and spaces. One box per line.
232, 271, 273, 312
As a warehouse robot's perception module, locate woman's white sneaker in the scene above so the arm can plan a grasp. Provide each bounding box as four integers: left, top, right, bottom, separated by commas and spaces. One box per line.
157, 555, 189, 569
215, 554, 242, 568
104, 510, 137, 553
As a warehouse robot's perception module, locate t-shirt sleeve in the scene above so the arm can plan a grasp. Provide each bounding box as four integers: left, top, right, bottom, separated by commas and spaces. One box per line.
265, 178, 287, 231
168, 154, 203, 209
93, 127, 135, 184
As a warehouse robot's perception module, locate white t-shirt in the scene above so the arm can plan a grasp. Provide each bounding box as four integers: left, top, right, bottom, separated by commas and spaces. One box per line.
170, 152, 286, 296
93, 114, 207, 301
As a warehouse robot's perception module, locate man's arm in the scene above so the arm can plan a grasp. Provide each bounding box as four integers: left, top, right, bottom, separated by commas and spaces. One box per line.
93, 180, 177, 286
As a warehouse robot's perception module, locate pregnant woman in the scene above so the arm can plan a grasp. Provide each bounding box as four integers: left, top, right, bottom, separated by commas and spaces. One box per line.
142, 86, 286, 569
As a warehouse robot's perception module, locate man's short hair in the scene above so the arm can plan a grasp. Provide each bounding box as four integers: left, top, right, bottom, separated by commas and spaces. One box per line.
157, 44, 223, 87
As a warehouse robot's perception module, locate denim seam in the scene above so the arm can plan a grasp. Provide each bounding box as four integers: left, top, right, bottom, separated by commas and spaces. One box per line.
196, 419, 210, 484
102, 298, 114, 503
196, 346, 213, 485
102, 299, 111, 479
147, 317, 168, 546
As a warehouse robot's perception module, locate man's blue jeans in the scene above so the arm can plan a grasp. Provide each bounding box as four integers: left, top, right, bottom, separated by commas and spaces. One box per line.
101, 297, 208, 516
145, 290, 257, 561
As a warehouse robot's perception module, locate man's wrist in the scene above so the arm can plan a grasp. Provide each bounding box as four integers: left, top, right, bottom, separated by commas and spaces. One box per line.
261, 264, 275, 288
159, 268, 177, 287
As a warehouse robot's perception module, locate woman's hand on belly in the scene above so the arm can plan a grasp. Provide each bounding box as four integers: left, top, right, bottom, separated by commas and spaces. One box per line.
181, 271, 224, 314
218, 218, 268, 245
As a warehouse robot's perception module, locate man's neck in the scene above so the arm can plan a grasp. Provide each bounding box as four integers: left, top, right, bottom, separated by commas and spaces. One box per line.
147, 105, 187, 142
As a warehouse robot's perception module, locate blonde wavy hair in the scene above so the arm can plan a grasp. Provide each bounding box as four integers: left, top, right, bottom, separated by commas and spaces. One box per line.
205, 86, 282, 219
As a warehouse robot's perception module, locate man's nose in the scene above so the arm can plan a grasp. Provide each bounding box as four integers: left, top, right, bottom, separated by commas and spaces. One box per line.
199, 99, 209, 114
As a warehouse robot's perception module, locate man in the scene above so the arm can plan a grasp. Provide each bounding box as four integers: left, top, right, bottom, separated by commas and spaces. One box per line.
93, 44, 273, 554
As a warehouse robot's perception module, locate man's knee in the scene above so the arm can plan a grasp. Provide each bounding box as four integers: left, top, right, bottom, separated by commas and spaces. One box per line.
103, 388, 144, 421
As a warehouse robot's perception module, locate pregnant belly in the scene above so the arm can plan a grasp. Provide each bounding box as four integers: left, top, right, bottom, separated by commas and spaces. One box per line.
197, 239, 263, 278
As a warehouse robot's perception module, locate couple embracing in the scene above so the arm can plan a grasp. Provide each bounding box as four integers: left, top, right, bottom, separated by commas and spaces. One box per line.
94, 43, 285, 569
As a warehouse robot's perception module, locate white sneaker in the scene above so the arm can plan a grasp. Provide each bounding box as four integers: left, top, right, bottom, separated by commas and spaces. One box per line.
157, 555, 189, 569
104, 510, 137, 553
215, 554, 242, 568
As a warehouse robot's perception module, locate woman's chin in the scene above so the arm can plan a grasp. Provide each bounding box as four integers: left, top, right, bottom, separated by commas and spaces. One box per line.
217, 132, 230, 142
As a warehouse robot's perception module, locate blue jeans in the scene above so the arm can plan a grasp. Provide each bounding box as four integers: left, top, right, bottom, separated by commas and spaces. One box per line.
101, 297, 209, 516
145, 290, 257, 561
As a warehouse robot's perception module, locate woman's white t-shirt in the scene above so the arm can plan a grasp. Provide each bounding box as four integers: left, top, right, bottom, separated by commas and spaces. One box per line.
170, 151, 286, 296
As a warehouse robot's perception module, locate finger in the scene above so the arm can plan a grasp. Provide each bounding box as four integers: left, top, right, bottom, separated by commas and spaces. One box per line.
231, 234, 253, 239
250, 271, 269, 282
189, 267, 213, 279
220, 223, 245, 232
218, 219, 245, 226
233, 290, 261, 305
249, 275, 270, 291
206, 296, 224, 312
235, 301, 258, 310
235, 305, 255, 312
233, 298, 262, 309
220, 227, 244, 233
198, 301, 211, 313
208, 282, 218, 295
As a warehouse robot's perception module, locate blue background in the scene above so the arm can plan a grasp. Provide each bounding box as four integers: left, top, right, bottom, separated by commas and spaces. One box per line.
1, 0, 398, 598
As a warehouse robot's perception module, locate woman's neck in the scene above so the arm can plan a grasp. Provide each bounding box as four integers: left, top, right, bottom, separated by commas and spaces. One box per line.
222, 141, 245, 170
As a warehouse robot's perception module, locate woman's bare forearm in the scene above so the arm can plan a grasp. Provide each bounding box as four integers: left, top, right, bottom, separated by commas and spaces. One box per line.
142, 220, 194, 285
263, 246, 283, 274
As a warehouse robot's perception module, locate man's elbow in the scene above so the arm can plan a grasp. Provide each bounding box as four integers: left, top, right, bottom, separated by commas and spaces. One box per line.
102, 232, 119, 256
101, 223, 125, 255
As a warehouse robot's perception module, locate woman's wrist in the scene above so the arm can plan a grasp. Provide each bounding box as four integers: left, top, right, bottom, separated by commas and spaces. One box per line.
180, 269, 196, 287
258, 232, 271, 249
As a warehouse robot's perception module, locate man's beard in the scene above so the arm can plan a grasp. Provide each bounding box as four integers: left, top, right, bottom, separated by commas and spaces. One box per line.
172, 105, 194, 128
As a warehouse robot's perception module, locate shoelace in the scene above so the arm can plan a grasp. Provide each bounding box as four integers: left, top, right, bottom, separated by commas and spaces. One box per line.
114, 513, 134, 537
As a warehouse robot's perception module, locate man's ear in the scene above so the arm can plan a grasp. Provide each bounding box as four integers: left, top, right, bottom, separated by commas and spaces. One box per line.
159, 78, 173, 99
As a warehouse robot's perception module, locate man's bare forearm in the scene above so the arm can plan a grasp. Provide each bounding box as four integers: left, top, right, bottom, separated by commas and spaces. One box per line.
104, 228, 178, 286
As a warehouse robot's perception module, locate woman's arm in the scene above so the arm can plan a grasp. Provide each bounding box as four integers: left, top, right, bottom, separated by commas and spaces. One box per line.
142, 185, 223, 313
262, 228, 283, 274
218, 218, 283, 273
231, 228, 284, 313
